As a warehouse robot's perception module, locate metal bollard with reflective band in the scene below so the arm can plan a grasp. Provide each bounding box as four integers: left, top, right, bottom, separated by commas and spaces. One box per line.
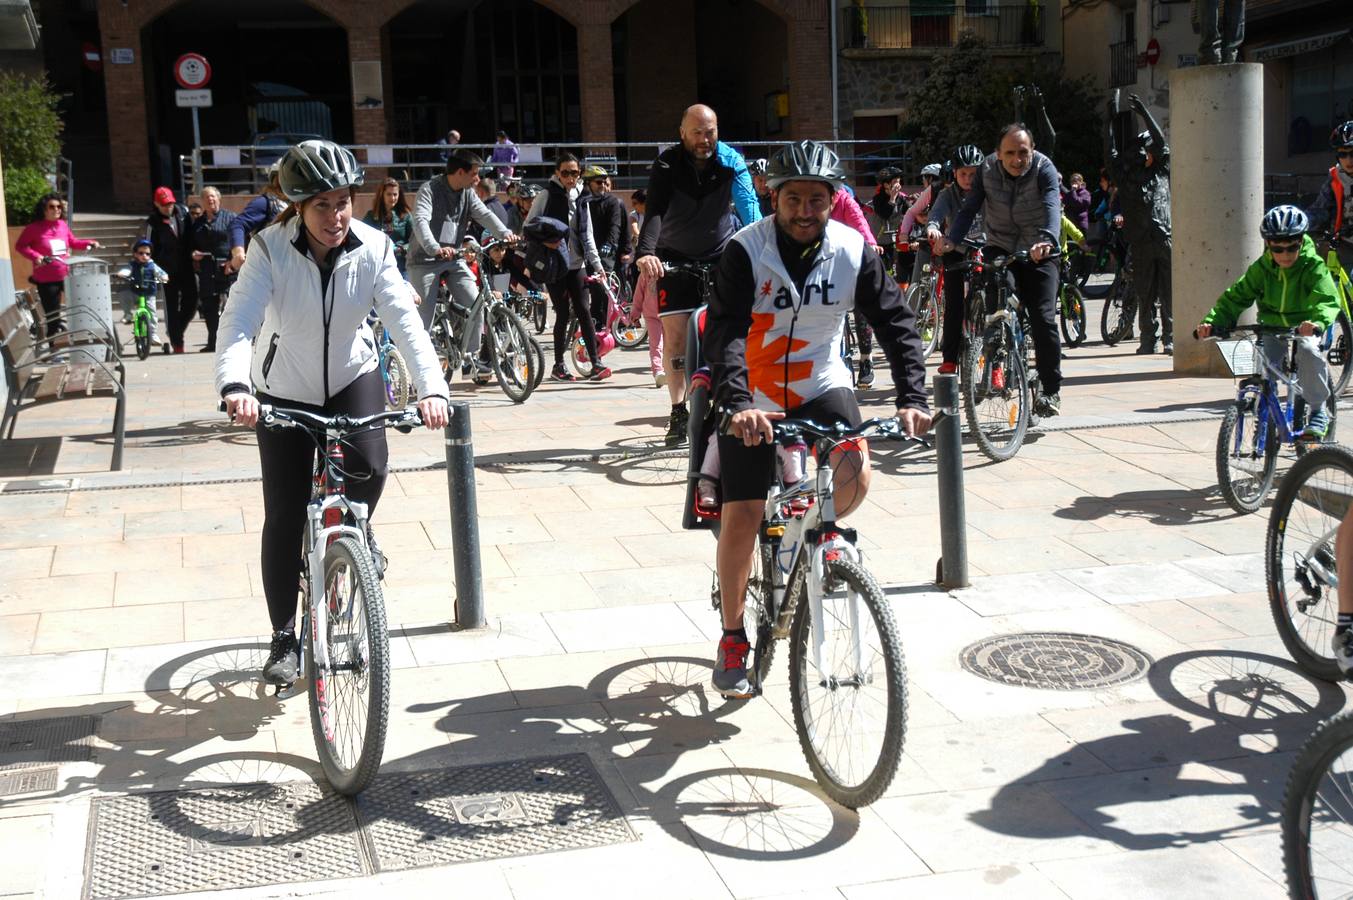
933, 373, 969, 589
444, 400, 485, 628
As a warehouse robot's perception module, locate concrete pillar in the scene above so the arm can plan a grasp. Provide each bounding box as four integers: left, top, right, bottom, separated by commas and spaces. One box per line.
1171, 63, 1264, 376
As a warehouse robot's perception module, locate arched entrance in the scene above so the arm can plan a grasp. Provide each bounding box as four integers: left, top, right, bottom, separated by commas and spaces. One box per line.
387, 0, 581, 145
613, 0, 789, 141
144, 0, 351, 187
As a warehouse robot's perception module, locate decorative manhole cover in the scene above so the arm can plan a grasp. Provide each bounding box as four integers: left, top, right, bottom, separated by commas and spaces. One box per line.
0, 715, 98, 768
0, 765, 58, 796
960, 632, 1152, 690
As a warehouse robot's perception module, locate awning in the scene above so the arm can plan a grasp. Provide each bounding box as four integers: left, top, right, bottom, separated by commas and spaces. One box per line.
0, 0, 39, 50
1251, 29, 1349, 63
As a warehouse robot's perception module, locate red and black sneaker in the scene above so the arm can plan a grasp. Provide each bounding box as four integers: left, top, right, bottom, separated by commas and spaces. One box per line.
711, 632, 752, 697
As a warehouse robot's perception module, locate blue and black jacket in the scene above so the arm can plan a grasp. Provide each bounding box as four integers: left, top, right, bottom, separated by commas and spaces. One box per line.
636, 141, 761, 263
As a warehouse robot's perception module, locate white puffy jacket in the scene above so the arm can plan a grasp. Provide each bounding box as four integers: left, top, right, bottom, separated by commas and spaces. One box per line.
214, 216, 448, 405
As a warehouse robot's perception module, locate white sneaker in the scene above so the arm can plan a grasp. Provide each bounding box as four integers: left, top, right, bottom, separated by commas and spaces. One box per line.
654, 371, 668, 388
150, 334, 164, 345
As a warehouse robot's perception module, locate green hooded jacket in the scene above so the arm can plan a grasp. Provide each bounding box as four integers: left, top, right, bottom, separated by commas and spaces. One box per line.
1202, 234, 1341, 331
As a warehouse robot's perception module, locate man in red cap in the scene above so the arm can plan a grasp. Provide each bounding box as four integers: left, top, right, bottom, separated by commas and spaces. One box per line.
141, 186, 198, 353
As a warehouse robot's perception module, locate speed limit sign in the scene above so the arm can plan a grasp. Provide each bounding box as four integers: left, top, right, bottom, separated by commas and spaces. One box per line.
173, 53, 211, 90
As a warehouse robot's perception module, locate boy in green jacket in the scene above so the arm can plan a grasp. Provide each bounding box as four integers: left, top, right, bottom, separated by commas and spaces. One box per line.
1196, 205, 1341, 440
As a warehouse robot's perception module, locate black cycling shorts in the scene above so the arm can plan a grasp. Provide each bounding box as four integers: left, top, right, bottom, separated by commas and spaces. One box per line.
657, 268, 707, 318
718, 388, 863, 503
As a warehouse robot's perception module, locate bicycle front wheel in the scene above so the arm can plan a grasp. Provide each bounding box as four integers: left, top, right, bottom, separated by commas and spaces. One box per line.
1100, 274, 1133, 346
1325, 310, 1352, 396
486, 305, 536, 403
611, 309, 647, 349
383, 346, 412, 410
1267, 445, 1353, 681
135, 332, 151, 361
308, 535, 389, 796
962, 328, 1030, 463
787, 557, 906, 809
907, 283, 940, 360
527, 335, 545, 391
1216, 400, 1279, 514
1283, 712, 1353, 898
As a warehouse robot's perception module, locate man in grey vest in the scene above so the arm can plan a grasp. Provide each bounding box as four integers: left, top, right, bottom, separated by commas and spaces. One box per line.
408, 150, 516, 378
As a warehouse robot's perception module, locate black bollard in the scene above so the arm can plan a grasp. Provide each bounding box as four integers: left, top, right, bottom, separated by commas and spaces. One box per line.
444, 400, 485, 628
933, 373, 969, 589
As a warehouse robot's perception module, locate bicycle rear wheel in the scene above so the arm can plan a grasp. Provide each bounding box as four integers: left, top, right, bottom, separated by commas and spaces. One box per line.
611, 306, 647, 349
1060, 286, 1088, 348
533, 296, 548, 334
1267, 445, 1353, 682
907, 283, 941, 360
486, 305, 536, 402
527, 335, 545, 391
961, 327, 1030, 462
1100, 272, 1134, 346
787, 557, 906, 809
382, 346, 412, 410
308, 535, 389, 796
1325, 310, 1352, 396
1283, 712, 1353, 898
1216, 399, 1279, 514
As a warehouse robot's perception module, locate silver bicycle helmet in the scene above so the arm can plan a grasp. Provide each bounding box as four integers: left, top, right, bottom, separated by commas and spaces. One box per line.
1332, 121, 1353, 150
952, 144, 984, 168
921, 163, 942, 180
747, 158, 769, 177
1260, 204, 1309, 240
277, 140, 364, 203
765, 140, 847, 192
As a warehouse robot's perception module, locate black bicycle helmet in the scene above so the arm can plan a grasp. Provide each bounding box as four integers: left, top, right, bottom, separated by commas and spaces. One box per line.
1260, 204, 1309, 240
876, 166, 900, 182
277, 140, 364, 203
747, 158, 768, 177
518, 183, 541, 200
766, 140, 847, 192
953, 144, 984, 168
1332, 121, 1353, 150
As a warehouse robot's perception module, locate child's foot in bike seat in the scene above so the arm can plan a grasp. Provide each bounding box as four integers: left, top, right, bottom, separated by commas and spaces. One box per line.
263, 630, 299, 685
550, 364, 576, 382
711, 631, 753, 698
1334, 628, 1353, 678
696, 478, 719, 512
367, 525, 387, 581
937, 361, 958, 375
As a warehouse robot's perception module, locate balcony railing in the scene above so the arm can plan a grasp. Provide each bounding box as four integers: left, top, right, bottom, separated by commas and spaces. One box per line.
842, 3, 1047, 50
1110, 39, 1138, 87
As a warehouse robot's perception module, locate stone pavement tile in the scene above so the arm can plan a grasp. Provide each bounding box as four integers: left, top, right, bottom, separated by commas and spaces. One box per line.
1041, 700, 1260, 773
618, 531, 722, 567
1114, 598, 1246, 645
64, 485, 182, 516
903, 715, 1111, 792
50, 537, 181, 576
1058, 471, 1203, 503
116, 564, 253, 607
431, 701, 629, 766
691, 806, 929, 898
404, 613, 565, 666
967, 536, 1105, 577
180, 482, 260, 510
455, 483, 586, 518
840, 863, 1071, 899
967, 478, 1092, 510
0, 546, 54, 578
122, 507, 244, 540
872, 783, 1116, 873
1200, 750, 1295, 815
102, 638, 267, 694
1176, 516, 1271, 556
609, 745, 740, 822
1062, 561, 1229, 604
0, 614, 37, 654
950, 571, 1103, 617
1180, 592, 1275, 638
0, 572, 115, 616
479, 572, 601, 613
718, 729, 943, 800
1033, 841, 1284, 898
497, 647, 651, 708
1217, 831, 1287, 887
0, 812, 52, 895
500, 819, 735, 900
363, 491, 449, 525
423, 513, 552, 549
0, 511, 124, 546
608, 687, 798, 758
0, 649, 106, 703
497, 536, 637, 576
535, 506, 671, 541
1065, 528, 1220, 566
0, 491, 68, 519
967, 506, 1109, 541
128, 731, 283, 792
577, 480, 687, 512
1176, 552, 1266, 594
543, 604, 705, 654
586, 563, 713, 607
33, 602, 185, 654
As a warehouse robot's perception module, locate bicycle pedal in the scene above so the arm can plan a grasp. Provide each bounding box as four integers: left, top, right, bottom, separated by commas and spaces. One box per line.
274, 680, 305, 700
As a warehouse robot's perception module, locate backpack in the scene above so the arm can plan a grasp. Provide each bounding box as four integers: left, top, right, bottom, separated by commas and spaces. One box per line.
522, 215, 572, 284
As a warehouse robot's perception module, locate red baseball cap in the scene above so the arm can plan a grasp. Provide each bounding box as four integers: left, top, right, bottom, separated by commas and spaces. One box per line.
153, 187, 176, 205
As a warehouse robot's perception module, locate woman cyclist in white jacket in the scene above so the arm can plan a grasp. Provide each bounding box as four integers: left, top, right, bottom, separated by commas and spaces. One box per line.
215, 140, 450, 685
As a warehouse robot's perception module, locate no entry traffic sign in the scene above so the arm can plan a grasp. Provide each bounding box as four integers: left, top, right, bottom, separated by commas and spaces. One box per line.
174, 53, 211, 90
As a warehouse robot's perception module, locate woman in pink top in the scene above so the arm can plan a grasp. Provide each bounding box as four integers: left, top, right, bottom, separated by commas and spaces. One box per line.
830, 189, 881, 251
15, 193, 100, 333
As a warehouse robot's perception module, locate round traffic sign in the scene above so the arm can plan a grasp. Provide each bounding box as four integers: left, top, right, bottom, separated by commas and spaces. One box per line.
174, 53, 211, 89
1145, 38, 1161, 66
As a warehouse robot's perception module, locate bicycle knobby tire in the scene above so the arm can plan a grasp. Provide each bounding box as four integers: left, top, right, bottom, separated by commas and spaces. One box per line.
1283, 712, 1353, 898
1216, 401, 1278, 514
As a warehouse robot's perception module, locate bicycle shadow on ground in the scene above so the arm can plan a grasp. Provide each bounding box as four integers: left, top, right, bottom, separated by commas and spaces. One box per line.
476, 435, 690, 489
71, 417, 258, 451
1056, 488, 1236, 527
970, 648, 1347, 851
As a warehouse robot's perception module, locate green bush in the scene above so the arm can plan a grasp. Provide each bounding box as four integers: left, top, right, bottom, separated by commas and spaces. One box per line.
0, 70, 63, 171
4, 165, 51, 225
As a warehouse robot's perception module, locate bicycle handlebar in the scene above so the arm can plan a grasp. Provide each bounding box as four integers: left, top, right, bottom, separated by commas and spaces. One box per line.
219, 402, 432, 434
716, 407, 930, 448
662, 260, 715, 279
1193, 323, 1324, 340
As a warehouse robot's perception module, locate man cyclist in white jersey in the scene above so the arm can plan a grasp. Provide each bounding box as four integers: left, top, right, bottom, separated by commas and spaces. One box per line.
702, 140, 932, 697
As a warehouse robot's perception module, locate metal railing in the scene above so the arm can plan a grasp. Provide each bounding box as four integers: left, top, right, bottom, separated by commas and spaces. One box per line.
841, 3, 1047, 50
1263, 172, 1327, 211
1110, 39, 1138, 88
178, 139, 914, 197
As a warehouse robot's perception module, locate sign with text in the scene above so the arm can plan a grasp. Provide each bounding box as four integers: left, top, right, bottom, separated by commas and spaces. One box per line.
175, 89, 212, 108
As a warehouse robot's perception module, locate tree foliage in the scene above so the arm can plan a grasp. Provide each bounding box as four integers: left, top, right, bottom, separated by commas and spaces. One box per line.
902, 33, 1105, 181
4, 166, 51, 225
0, 70, 63, 173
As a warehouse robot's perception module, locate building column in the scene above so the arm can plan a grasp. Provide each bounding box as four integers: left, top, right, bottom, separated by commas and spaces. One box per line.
96, 0, 154, 210
578, 21, 617, 145
785, 2, 833, 140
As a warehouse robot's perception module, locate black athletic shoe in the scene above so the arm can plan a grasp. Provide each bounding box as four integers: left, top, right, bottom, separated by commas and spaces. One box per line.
665, 404, 689, 446
263, 630, 299, 685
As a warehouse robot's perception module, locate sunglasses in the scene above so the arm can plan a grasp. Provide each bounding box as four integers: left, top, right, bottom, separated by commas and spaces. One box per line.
1339, 150, 1353, 159
559, 168, 581, 177
1268, 241, 1301, 254
46, 203, 62, 209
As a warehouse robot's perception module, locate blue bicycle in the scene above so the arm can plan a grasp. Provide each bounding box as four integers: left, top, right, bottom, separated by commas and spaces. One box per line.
1203, 323, 1339, 514
366, 313, 411, 410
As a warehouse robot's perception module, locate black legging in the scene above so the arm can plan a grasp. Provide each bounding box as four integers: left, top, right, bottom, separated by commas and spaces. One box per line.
548, 268, 601, 367
256, 369, 388, 631
34, 280, 64, 334
939, 251, 967, 365
164, 276, 198, 348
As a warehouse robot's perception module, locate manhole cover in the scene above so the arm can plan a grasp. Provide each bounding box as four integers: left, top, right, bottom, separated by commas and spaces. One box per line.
961, 632, 1152, 690
0, 715, 97, 767
356, 754, 635, 871
84, 781, 365, 899
0, 765, 58, 796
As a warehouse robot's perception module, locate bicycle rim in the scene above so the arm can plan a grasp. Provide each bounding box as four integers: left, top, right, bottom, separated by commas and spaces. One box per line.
787, 557, 906, 809
1284, 714, 1353, 898
384, 347, 412, 410
1267, 445, 1353, 681
612, 308, 648, 349
1061, 288, 1088, 347
1216, 402, 1278, 514
1328, 311, 1352, 396
962, 328, 1029, 462
309, 535, 389, 795
488, 306, 535, 402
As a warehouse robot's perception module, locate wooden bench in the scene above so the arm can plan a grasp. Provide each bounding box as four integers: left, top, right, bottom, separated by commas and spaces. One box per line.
1, 296, 127, 470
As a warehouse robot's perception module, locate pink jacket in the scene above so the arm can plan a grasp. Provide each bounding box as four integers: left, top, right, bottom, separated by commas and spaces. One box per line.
830, 190, 879, 249
15, 219, 96, 284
